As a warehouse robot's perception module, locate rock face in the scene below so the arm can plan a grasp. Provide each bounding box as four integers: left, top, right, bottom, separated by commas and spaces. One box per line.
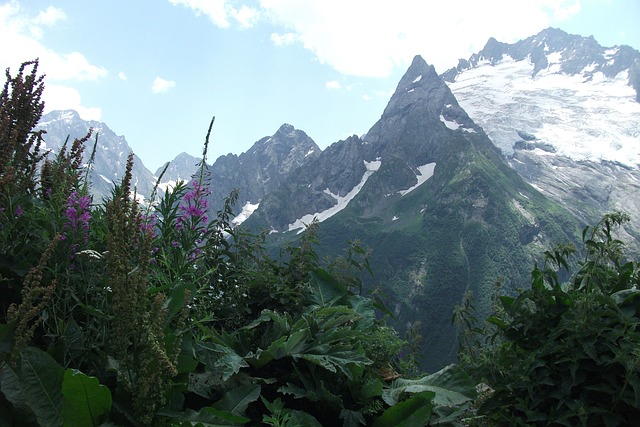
247, 55, 578, 371
443, 28, 640, 251
36, 110, 157, 202
204, 123, 320, 221
156, 152, 202, 185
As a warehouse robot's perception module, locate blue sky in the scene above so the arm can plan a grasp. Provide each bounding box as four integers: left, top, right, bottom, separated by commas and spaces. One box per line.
1, 0, 639, 172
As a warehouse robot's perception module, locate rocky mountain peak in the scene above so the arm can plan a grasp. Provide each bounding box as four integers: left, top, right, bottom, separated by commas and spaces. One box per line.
36, 110, 157, 202
363, 55, 482, 165
443, 27, 640, 96
204, 124, 321, 219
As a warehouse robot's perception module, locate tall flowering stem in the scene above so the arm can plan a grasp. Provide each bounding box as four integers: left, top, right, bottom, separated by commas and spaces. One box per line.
106, 153, 178, 425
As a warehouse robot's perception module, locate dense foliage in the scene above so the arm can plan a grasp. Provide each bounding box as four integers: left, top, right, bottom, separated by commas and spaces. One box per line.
0, 61, 476, 426
3, 59, 637, 427
457, 212, 640, 425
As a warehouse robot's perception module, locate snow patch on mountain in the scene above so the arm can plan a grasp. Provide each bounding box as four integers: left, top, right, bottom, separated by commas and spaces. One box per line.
287, 159, 381, 234
399, 163, 436, 196
439, 115, 460, 130
448, 55, 640, 167
232, 202, 260, 226
157, 179, 183, 193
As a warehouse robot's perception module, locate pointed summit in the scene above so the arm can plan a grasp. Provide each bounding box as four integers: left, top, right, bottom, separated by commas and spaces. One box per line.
363, 55, 484, 165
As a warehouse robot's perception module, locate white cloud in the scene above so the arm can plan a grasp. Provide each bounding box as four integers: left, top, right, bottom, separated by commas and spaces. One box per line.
118, 71, 127, 80
168, 0, 260, 28
270, 32, 296, 46
0, 3, 107, 81
32, 6, 66, 27
234, 4, 260, 28
43, 84, 102, 121
258, 0, 582, 77
325, 80, 340, 90
152, 76, 176, 94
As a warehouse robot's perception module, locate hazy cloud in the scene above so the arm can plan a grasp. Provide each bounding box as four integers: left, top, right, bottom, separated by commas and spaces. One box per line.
118, 72, 127, 80
0, 3, 107, 81
258, 0, 582, 76
44, 84, 102, 121
270, 32, 296, 46
32, 5, 66, 27
325, 80, 340, 90
152, 76, 176, 94
169, 0, 260, 28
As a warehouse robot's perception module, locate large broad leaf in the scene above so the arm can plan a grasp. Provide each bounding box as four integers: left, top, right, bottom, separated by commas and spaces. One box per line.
4, 347, 65, 427
372, 391, 435, 427
0, 321, 16, 357
382, 364, 476, 407
158, 407, 250, 426
299, 348, 371, 380
340, 408, 366, 427
212, 383, 261, 416
62, 369, 112, 426
287, 409, 323, 427
309, 269, 348, 307
0, 361, 38, 425
196, 342, 249, 381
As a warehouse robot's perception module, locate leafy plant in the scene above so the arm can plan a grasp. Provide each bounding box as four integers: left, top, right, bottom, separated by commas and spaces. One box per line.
3, 60, 465, 426
465, 212, 640, 425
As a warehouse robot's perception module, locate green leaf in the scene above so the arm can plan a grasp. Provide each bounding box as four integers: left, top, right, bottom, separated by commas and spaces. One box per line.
196, 342, 249, 381
340, 409, 366, 427
0, 362, 38, 425
382, 364, 476, 407
287, 409, 323, 427
14, 347, 64, 427
309, 268, 348, 307
62, 369, 112, 427
212, 383, 261, 416
372, 391, 434, 427
299, 348, 371, 380
0, 321, 16, 356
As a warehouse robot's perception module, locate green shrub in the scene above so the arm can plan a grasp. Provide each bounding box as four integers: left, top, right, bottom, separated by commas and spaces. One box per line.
463, 213, 640, 425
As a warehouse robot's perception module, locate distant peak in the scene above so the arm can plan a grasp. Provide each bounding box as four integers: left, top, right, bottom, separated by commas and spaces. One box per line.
278, 123, 295, 133
407, 55, 436, 75
43, 109, 80, 121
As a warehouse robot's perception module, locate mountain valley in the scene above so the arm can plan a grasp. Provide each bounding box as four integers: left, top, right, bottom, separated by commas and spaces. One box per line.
36, 28, 640, 371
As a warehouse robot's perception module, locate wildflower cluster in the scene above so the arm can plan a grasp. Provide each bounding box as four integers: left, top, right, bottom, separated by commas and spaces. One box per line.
62, 190, 91, 267
176, 180, 209, 231
64, 191, 91, 238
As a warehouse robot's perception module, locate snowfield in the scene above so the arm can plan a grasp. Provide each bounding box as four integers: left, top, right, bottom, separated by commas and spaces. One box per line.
448, 55, 640, 167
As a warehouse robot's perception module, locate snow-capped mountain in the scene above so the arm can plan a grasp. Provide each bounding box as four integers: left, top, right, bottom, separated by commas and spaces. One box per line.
36, 110, 158, 202
247, 55, 578, 371
33, 28, 640, 372
442, 28, 640, 247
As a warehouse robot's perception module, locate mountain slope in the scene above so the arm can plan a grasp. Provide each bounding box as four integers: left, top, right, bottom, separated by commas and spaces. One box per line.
204, 123, 320, 225
442, 28, 640, 250
37, 110, 157, 201
248, 56, 579, 371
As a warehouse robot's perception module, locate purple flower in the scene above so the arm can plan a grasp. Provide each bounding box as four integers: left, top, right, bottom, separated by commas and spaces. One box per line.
175, 180, 210, 231
139, 213, 157, 238
65, 192, 91, 237
62, 191, 91, 261
14, 205, 23, 217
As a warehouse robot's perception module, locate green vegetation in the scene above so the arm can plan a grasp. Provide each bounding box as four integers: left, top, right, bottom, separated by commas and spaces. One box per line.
2, 60, 638, 426
456, 212, 640, 425
0, 61, 477, 426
